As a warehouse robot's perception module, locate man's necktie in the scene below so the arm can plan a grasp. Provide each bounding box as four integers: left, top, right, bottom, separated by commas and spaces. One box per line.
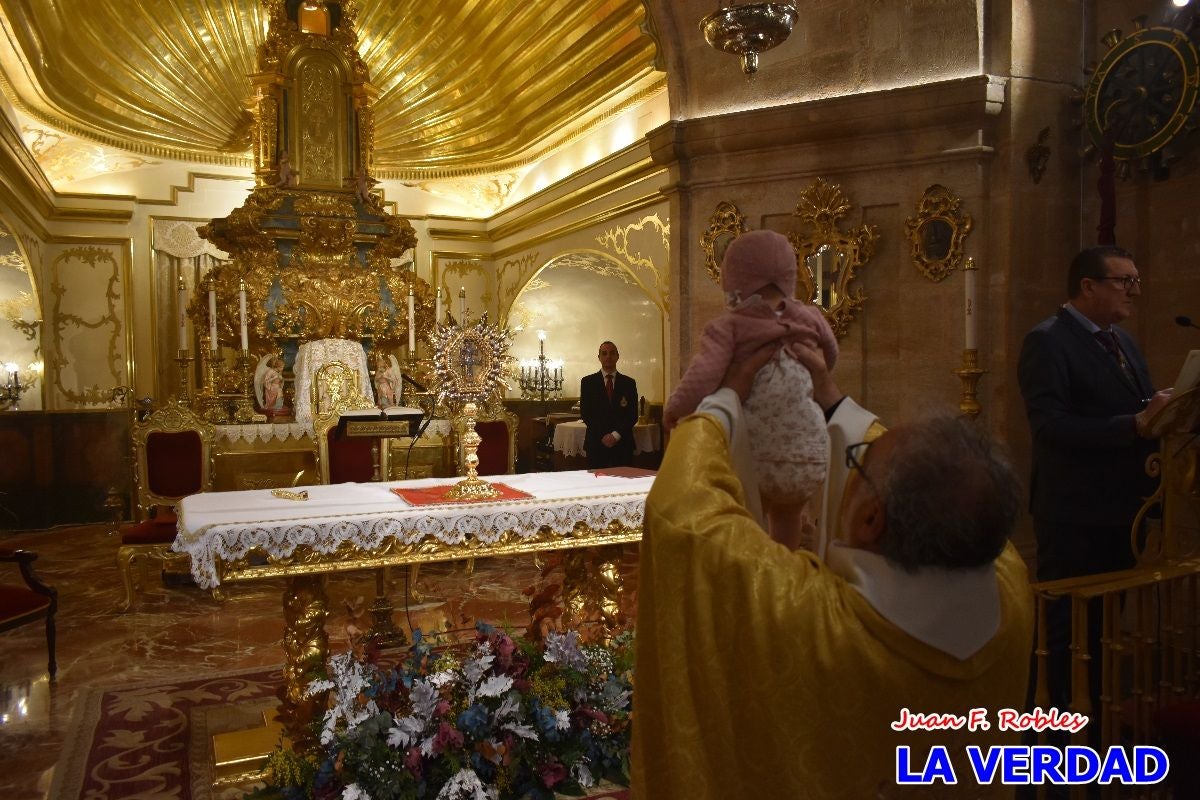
1095, 330, 1136, 384
605, 373, 614, 400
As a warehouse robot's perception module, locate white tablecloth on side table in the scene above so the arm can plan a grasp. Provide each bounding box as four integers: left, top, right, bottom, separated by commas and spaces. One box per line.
551, 420, 661, 457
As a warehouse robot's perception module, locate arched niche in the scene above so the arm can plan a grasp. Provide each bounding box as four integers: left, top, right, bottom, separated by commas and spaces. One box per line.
505, 251, 664, 404
0, 219, 42, 410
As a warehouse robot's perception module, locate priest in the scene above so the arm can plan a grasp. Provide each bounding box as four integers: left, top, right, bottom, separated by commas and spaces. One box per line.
631, 341, 1034, 798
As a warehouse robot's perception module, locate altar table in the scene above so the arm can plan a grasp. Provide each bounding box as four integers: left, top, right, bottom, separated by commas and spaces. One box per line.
173, 469, 652, 748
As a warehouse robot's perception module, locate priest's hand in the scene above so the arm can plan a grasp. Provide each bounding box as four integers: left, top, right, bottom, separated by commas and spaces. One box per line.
787, 340, 843, 412
720, 342, 780, 403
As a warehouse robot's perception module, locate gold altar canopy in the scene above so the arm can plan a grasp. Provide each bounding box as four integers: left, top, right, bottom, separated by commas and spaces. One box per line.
197, 0, 429, 355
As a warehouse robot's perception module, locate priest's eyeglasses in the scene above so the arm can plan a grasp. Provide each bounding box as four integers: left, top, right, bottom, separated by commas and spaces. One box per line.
845, 440, 880, 493
1096, 275, 1141, 291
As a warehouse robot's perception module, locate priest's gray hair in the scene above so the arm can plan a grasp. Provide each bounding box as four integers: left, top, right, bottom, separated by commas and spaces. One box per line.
875, 415, 1022, 571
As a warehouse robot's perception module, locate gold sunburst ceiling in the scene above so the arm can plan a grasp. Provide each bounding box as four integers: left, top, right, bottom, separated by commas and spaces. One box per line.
0, 0, 661, 181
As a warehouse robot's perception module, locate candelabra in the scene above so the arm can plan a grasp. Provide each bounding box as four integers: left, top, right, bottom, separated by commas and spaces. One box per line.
518, 332, 564, 413
0, 363, 34, 410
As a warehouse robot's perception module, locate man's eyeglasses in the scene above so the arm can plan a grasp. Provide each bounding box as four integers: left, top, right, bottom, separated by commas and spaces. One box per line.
1095, 275, 1141, 291
845, 440, 882, 496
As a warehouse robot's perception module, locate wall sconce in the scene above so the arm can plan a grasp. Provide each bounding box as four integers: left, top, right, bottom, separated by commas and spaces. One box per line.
0, 361, 38, 411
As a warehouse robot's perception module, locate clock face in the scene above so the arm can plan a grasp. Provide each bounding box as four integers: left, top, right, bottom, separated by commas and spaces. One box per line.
1084, 26, 1200, 160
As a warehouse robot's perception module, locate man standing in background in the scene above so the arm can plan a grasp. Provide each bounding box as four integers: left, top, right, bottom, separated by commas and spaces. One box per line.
580, 341, 637, 469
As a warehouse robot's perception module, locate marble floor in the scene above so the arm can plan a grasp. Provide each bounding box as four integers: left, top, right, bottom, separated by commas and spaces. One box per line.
0, 523, 638, 800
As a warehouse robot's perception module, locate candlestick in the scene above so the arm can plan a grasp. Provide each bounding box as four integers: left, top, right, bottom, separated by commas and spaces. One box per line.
963, 257, 978, 350
177, 276, 188, 351
238, 280, 249, 351
435, 286, 443, 324
407, 287, 416, 352
208, 288, 218, 353
459, 286, 466, 320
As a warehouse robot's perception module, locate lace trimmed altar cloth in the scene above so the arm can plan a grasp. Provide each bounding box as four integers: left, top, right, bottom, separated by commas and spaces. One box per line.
292, 338, 374, 422
173, 469, 653, 589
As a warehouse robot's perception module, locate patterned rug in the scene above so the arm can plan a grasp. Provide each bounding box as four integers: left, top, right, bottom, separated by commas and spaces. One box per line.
51, 667, 630, 800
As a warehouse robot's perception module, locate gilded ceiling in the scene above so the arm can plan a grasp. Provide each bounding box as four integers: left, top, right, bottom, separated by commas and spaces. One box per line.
0, 0, 662, 181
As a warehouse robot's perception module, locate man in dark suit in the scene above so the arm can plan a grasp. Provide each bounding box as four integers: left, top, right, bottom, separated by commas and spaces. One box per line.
580, 341, 638, 469
1018, 244, 1172, 716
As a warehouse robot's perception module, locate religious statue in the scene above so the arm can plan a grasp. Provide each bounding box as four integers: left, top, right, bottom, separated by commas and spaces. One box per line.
460, 340, 480, 382
275, 151, 295, 188
352, 168, 379, 207
254, 354, 287, 414
373, 352, 402, 408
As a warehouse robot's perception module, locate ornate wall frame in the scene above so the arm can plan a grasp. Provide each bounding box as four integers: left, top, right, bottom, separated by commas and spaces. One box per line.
700, 201, 747, 285
430, 314, 513, 407
788, 178, 878, 339
905, 184, 973, 283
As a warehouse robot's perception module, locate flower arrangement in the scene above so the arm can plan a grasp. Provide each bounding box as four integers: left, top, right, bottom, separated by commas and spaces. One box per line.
262, 623, 634, 800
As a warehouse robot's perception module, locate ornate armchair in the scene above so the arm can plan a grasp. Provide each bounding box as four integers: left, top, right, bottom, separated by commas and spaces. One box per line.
451, 399, 518, 477
0, 548, 57, 677
116, 401, 216, 612
311, 361, 389, 483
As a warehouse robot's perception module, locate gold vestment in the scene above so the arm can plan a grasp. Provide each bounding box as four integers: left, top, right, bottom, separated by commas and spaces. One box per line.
632, 413, 1034, 799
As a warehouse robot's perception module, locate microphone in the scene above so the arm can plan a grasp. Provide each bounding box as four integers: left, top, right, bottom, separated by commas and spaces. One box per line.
1176, 315, 1200, 331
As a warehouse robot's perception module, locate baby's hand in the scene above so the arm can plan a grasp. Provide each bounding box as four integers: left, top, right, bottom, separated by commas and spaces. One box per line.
663, 411, 678, 431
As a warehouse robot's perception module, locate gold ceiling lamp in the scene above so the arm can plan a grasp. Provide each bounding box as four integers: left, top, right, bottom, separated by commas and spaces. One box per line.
198, 0, 428, 359
700, 2, 799, 75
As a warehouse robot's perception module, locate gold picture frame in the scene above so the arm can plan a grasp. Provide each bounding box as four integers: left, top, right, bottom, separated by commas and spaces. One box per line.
700, 201, 747, 285
905, 184, 973, 283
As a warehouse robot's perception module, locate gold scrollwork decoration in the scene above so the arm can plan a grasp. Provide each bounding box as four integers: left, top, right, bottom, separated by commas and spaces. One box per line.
788, 179, 878, 340
905, 184, 973, 283
700, 201, 747, 285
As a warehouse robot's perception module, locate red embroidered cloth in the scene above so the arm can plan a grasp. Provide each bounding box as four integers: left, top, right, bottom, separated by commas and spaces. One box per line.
392, 482, 533, 506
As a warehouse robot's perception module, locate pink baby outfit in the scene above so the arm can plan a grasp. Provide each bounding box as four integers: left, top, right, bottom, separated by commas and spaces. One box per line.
666, 229, 838, 503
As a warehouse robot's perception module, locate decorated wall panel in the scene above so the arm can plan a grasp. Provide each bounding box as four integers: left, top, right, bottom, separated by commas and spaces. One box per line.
0, 222, 43, 410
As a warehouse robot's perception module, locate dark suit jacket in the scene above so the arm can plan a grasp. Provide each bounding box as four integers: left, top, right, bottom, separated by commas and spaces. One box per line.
1017, 307, 1157, 528
579, 370, 638, 468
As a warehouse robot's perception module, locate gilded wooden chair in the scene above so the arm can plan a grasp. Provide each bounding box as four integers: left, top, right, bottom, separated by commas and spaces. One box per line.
451, 399, 519, 477
0, 548, 58, 677
116, 401, 216, 612
311, 361, 389, 484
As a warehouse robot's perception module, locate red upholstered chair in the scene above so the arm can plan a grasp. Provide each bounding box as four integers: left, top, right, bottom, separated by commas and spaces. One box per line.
452, 400, 518, 477
116, 401, 215, 611
0, 548, 58, 677
311, 361, 388, 484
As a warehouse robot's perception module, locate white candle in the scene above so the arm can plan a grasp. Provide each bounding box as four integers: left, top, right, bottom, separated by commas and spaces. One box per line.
238, 281, 249, 352
964, 257, 978, 350
435, 287, 443, 324
407, 287, 416, 352
177, 277, 188, 352
208, 289, 218, 353
459, 286, 466, 320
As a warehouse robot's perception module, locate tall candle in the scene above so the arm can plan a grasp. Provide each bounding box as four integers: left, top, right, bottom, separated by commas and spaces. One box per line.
459, 286, 466, 320
435, 286, 443, 324
407, 287, 416, 352
963, 257, 978, 350
177, 277, 188, 352
238, 280, 249, 352
208, 289, 218, 353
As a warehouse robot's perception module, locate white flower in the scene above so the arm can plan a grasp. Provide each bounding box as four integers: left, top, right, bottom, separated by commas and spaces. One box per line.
475, 675, 512, 699
494, 692, 519, 721
343, 784, 372, 800
409, 679, 440, 718
543, 630, 588, 671
572, 761, 596, 788
387, 714, 425, 749
502, 722, 538, 740
435, 768, 496, 800
554, 709, 570, 731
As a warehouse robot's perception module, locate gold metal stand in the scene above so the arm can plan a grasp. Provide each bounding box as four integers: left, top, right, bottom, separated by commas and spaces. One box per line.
233, 350, 256, 423
197, 337, 229, 423
953, 348, 985, 417
174, 349, 194, 403
444, 401, 501, 500
562, 545, 626, 641
366, 567, 408, 647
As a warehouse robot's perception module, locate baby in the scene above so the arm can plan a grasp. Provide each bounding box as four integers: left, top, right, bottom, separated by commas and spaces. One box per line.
664, 229, 837, 549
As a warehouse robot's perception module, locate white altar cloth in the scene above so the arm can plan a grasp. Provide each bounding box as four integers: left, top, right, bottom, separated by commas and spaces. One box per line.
551, 420, 661, 458
174, 470, 653, 589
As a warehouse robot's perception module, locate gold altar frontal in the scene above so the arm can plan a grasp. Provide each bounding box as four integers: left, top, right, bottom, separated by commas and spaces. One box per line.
175, 469, 651, 766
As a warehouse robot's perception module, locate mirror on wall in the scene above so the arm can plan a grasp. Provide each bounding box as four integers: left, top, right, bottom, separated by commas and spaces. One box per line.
0, 220, 42, 410
905, 184, 972, 283
788, 178, 879, 339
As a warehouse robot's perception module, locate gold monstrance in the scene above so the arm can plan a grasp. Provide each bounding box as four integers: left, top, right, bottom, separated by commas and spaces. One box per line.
430, 312, 514, 500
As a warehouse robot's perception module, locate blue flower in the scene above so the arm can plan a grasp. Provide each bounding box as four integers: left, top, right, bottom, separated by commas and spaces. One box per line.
456, 703, 490, 738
